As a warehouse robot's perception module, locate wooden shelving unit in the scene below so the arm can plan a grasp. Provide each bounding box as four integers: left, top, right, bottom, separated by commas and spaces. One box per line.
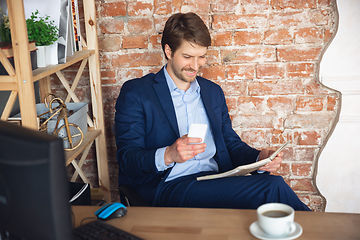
0, 0, 111, 202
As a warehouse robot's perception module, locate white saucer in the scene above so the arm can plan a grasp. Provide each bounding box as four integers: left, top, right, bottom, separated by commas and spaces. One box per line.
249, 221, 303, 240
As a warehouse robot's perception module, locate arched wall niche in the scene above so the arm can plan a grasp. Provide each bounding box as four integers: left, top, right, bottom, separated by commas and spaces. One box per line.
316, 0, 360, 213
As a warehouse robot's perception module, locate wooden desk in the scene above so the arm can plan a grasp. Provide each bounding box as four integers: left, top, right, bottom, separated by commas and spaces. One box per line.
72, 206, 360, 240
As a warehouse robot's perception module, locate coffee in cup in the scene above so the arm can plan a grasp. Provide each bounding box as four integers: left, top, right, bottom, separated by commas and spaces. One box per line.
257, 203, 296, 236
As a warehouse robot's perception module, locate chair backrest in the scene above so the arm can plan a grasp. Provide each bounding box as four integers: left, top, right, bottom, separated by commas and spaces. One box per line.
113, 123, 150, 207
118, 185, 150, 207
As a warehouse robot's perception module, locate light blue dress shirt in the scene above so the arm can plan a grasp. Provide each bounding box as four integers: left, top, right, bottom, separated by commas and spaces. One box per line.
155, 67, 219, 182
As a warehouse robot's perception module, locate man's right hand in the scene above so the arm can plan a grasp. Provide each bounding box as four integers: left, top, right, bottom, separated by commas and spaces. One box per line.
164, 135, 206, 166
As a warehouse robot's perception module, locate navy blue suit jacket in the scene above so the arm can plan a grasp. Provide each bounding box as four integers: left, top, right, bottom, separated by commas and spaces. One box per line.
115, 67, 260, 204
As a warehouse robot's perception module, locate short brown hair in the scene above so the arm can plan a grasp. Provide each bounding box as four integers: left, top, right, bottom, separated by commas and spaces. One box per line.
161, 12, 211, 60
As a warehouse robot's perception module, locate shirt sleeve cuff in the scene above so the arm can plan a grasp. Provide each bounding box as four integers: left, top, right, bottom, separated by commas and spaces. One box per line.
155, 146, 174, 172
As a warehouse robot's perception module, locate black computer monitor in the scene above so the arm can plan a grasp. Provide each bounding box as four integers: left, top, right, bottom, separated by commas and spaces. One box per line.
0, 120, 73, 240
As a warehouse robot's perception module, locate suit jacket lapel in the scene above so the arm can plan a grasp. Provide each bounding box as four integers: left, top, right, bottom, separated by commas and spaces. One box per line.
198, 79, 220, 142
153, 69, 180, 137
198, 79, 233, 172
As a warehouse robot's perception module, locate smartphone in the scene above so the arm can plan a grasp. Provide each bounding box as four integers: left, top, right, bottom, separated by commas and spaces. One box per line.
188, 123, 207, 143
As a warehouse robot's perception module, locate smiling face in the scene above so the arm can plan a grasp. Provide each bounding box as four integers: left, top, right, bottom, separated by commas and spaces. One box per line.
165, 40, 207, 91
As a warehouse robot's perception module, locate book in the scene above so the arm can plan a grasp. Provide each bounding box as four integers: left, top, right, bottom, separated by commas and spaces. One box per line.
196, 141, 291, 181
71, 0, 82, 51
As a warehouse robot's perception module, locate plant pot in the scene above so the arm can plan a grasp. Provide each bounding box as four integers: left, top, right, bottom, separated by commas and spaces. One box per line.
36, 45, 49, 67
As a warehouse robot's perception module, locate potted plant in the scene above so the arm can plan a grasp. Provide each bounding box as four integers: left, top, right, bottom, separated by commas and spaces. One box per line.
0, 7, 11, 43
26, 10, 58, 67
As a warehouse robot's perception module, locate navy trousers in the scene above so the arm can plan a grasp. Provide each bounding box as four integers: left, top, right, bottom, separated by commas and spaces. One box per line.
152, 172, 311, 211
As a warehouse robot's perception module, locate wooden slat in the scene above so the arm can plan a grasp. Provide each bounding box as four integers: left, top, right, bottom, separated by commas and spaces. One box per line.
65, 129, 101, 165
84, 0, 111, 202
38, 76, 52, 102
0, 82, 18, 91
7, 0, 38, 129
32, 50, 95, 82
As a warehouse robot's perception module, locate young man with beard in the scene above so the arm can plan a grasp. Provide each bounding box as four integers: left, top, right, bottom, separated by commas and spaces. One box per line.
114, 12, 310, 211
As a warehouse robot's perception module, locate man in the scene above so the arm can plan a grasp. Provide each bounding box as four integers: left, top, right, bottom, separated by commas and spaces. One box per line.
115, 12, 310, 211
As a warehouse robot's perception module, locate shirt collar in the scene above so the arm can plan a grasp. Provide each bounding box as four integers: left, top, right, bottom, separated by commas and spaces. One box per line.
163, 65, 200, 94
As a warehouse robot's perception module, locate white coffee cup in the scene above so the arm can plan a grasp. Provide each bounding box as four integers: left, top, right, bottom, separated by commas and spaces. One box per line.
257, 203, 296, 237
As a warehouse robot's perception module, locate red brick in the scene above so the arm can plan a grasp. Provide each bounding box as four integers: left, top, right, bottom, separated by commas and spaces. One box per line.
122, 36, 148, 49
269, 11, 309, 29
112, 52, 163, 68
295, 27, 323, 44
101, 70, 116, 78
264, 29, 293, 45
294, 147, 317, 162
200, 65, 226, 80
149, 34, 162, 49
267, 96, 294, 112
306, 80, 333, 95
285, 112, 335, 129
318, 0, 332, 5
290, 178, 316, 193
294, 131, 321, 145
212, 31, 232, 46
237, 96, 266, 113
248, 81, 304, 96
102, 85, 122, 102
98, 19, 125, 34
226, 97, 237, 112
269, 130, 292, 146
101, 78, 117, 85
327, 94, 338, 111
277, 47, 322, 61
128, 18, 153, 35
271, 0, 316, 10
154, 16, 168, 33
206, 49, 221, 65
233, 113, 277, 128
292, 163, 313, 177
257, 63, 285, 79
309, 9, 330, 26
98, 36, 122, 52
100, 54, 111, 70
154, 0, 174, 14
212, 14, 267, 30
221, 47, 276, 63
100, 2, 126, 17
241, 0, 270, 13
240, 130, 267, 146
227, 64, 255, 80
269, 11, 311, 28
287, 63, 315, 78
308, 195, 324, 212
234, 31, 262, 45
212, 0, 239, 12
273, 162, 290, 176
128, 1, 153, 16
220, 81, 247, 96
324, 29, 335, 44
181, 0, 211, 13
296, 96, 324, 111
117, 69, 144, 83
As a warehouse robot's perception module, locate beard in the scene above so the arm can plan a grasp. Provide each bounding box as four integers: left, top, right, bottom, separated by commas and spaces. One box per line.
170, 61, 201, 83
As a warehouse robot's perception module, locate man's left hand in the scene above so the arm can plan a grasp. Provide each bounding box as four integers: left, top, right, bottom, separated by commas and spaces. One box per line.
258, 149, 283, 173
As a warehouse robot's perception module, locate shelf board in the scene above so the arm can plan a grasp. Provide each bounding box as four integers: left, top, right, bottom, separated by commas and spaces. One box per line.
32, 50, 95, 82
65, 129, 101, 165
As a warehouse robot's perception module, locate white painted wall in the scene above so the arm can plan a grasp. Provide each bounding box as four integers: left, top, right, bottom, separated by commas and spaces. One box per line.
317, 0, 360, 213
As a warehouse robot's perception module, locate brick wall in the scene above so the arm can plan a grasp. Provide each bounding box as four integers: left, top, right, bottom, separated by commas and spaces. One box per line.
58, 0, 338, 211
